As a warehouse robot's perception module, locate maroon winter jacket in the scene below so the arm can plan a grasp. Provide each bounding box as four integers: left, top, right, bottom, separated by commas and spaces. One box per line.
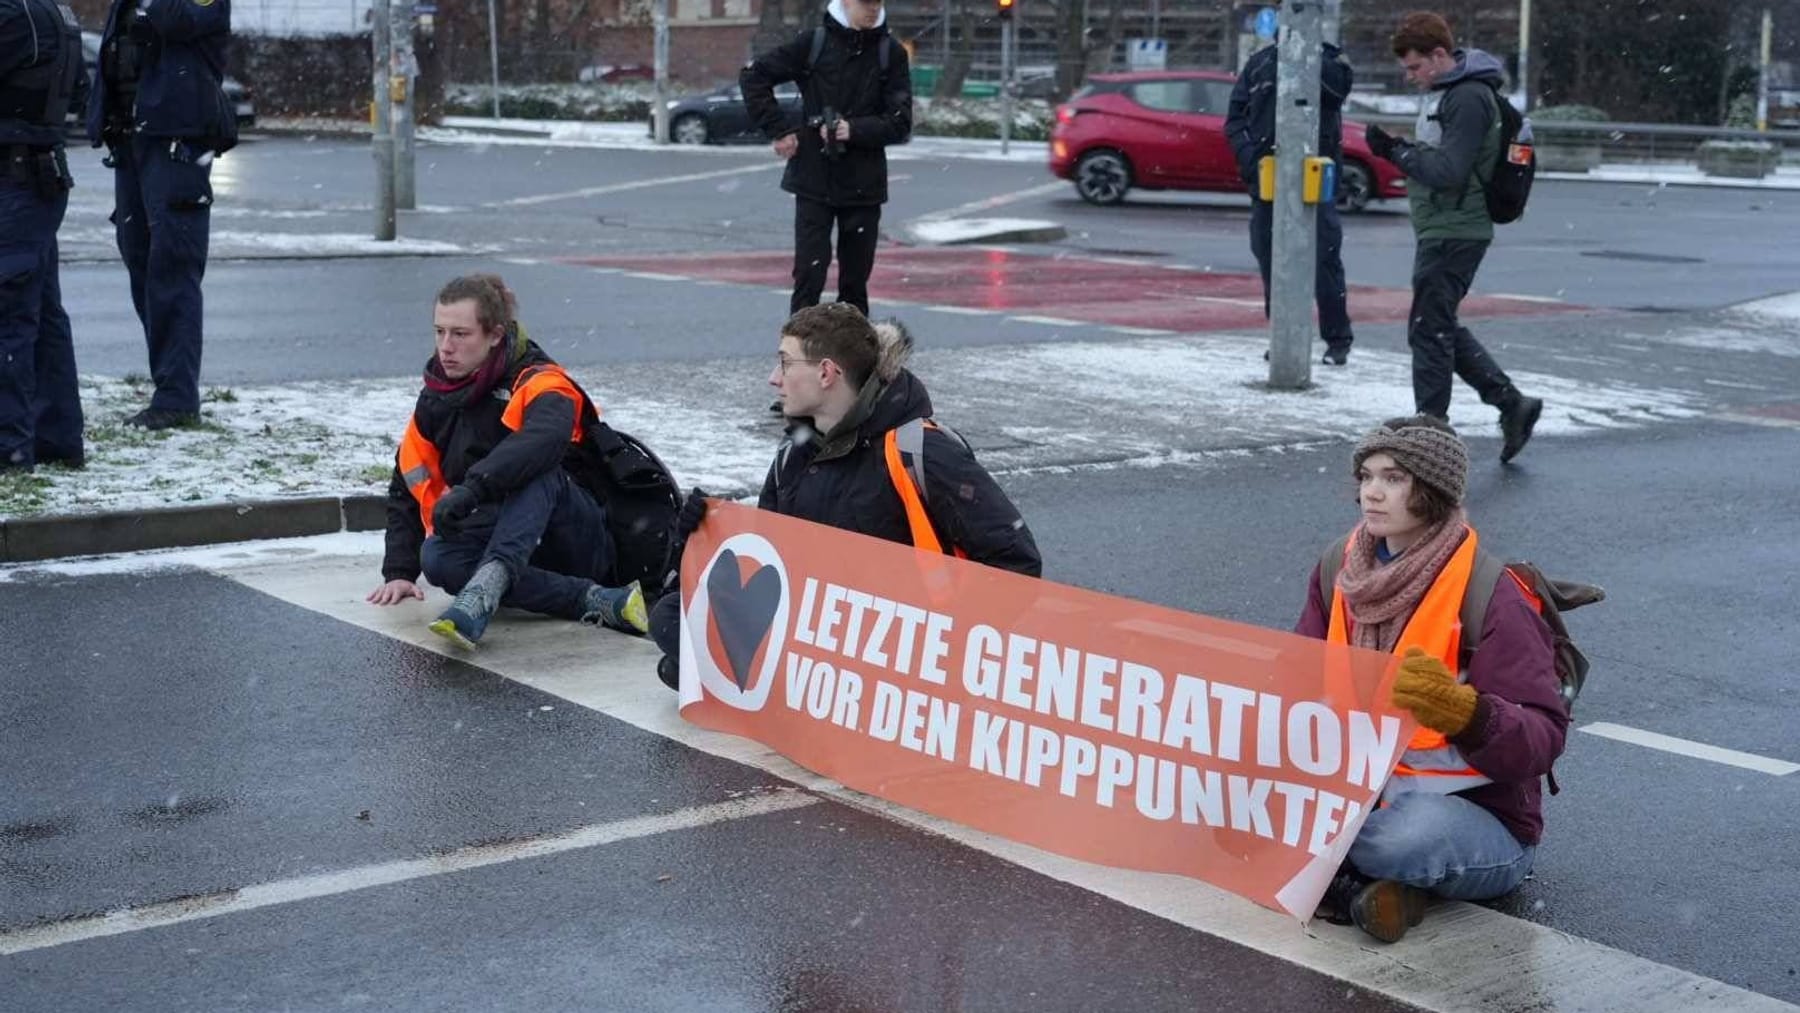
1296, 554, 1571, 845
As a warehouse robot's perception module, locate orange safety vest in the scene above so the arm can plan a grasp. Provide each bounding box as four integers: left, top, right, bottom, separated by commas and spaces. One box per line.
1327, 526, 1494, 800
396, 364, 588, 536
882, 417, 967, 558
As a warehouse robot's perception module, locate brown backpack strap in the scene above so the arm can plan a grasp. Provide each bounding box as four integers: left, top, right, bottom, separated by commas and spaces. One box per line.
1456, 548, 1509, 669
1316, 534, 1351, 608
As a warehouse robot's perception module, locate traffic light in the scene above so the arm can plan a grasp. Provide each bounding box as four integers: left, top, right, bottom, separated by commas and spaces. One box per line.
996, 0, 1015, 20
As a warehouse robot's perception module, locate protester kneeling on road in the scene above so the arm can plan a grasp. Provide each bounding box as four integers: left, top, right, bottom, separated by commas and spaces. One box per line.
648, 306, 1042, 688
1295, 415, 1568, 942
368, 274, 650, 649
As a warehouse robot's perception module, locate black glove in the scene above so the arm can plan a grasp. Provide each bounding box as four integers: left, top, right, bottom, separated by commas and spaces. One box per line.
1237, 154, 1260, 190
1364, 124, 1399, 162
432, 484, 479, 531
674, 488, 709, 541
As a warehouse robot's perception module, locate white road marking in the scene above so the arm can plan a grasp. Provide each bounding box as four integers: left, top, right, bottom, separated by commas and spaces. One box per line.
1010, 315, 1086, 326
0, 790, 817, 957
924, 305, 1000, 316
487, 163, 778, 208
1579, 722, 1799, 775
202, 551, 1794, 1013
623, 271, 689, 282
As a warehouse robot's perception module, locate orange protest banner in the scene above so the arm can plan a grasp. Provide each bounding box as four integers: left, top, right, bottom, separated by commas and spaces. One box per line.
677, 502, 1414, 919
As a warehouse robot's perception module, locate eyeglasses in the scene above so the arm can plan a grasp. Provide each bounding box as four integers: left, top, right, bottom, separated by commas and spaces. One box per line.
776, 354, 822, 372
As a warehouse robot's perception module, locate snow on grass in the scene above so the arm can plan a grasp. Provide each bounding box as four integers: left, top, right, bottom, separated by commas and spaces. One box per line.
0, 369, 774, 521
0, 335, 1710, 522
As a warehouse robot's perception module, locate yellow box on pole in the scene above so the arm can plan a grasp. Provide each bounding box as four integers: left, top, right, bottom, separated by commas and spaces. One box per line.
1259, 155, 1337, 204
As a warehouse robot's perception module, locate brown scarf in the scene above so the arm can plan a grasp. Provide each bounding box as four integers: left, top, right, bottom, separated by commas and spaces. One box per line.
1335, 509, 1469, 652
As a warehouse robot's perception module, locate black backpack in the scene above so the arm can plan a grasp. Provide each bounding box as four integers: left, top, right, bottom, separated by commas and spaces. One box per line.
560, 388, 683, 596
1454, 79, 1535, 224
1317, 538, 1603, 711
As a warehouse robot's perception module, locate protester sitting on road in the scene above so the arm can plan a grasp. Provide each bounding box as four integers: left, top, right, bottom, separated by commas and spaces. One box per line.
1295, 415, 1568, 942
647, 305, 1042, 688
368, 274, 650, 649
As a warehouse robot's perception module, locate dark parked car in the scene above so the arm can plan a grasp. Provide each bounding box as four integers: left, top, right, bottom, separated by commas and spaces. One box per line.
652, 83, 802, 145
76, 31, 255, 131
1048, 70, 1405, 212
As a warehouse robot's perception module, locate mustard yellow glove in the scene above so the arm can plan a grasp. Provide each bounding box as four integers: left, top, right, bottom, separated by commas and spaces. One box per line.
1390, 646, 1479, 736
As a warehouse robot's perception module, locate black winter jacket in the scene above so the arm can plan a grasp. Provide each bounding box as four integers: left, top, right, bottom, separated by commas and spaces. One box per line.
381, 341, 582, 582
759, 369, 1041, 577
1223, 40, 1353, 186
740, 11, 912, 207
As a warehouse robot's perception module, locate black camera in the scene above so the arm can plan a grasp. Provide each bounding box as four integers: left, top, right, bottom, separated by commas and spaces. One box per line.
807, 106, 847, 161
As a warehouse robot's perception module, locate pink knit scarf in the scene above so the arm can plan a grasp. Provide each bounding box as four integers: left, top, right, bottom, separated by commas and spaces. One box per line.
1335, 509, 1469, 652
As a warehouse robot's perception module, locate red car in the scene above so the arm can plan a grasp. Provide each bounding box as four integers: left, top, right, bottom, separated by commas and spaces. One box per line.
1049, 70, 1406, 212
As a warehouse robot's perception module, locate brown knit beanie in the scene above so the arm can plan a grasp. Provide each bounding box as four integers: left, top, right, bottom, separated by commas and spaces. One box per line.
1352, 415, 1469, 505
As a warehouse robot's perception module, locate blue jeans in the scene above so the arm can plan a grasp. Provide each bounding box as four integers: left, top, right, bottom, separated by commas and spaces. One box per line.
1348, 793, 1536, 901
421, 470, 616, 620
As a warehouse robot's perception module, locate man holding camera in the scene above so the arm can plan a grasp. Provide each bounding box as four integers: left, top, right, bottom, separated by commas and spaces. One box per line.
741, 0, 912, 322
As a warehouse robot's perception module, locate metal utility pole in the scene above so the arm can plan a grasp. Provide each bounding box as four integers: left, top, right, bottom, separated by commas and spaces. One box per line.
941, 1, 951, 69
1268, 0, 1322, 389
393, 0, 417, 210
653, 0, 671, 143
1517, 0, 1532, 110
1757, 7, 1773, 131
1000, 17, 1014, 153
372, 0, 396, 240
486, 0, 501, 119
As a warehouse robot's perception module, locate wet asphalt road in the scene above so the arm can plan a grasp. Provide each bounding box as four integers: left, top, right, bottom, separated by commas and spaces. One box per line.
48, 134, 1800, 386
2, 570, 1412, 1012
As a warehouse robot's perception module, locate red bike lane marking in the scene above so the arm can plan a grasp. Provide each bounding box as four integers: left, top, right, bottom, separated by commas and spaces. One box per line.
560, 248, 1580, 332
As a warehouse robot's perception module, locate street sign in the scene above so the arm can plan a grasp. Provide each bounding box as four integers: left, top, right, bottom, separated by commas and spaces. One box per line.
1127, 38, 1167, 71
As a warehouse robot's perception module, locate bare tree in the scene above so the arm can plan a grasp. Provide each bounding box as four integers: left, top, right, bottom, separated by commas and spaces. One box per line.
935, 0, 979, 98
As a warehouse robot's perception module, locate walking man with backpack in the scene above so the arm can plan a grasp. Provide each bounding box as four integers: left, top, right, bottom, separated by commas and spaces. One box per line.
1364, 11, 1544, 463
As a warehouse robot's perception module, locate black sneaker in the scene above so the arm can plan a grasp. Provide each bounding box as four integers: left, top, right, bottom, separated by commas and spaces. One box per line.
657, 654, 680, 691
125, 408, 200, 431
1321, 342, 1351, 366
1499, 395, 1543, 463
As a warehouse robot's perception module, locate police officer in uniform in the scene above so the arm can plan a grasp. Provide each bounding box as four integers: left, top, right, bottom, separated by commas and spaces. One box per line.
0, 0, 86, 473
86, 0, 233, 430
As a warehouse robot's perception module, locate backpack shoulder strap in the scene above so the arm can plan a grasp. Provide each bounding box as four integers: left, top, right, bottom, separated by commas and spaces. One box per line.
879, 34, 892, 74
1316, 533, 1351, 608
807, 25, 826, 72
883, 418, 946, 554
1458, 547, 1512, 666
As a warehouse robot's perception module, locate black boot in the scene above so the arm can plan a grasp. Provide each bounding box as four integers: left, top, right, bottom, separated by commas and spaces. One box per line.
1314, 868, 1368, 925
1349, 879, 1429, 943
1499, 394, 1544, 463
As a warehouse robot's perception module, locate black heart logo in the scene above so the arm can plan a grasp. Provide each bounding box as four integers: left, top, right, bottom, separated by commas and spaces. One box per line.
706, 549, 784, 690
